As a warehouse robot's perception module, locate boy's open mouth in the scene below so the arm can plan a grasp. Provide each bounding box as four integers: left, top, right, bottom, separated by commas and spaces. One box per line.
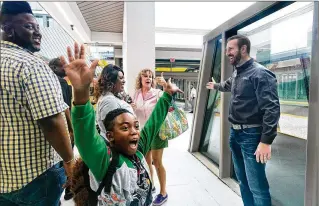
129, 140, 138, 149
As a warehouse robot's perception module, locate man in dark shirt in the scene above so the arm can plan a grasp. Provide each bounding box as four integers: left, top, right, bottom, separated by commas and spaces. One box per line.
206, 34, 280, 206
49, 57, 74, 201
49, 58, 72, 107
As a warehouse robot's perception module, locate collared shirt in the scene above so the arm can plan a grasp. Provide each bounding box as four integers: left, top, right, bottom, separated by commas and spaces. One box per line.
214, 58, 280, 144
0, 41, 68, 193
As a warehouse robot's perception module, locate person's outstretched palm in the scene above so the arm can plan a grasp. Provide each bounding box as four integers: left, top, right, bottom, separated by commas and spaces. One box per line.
60, 43, 98, 91
156, 72, 183, 95
164, 78, 183, 95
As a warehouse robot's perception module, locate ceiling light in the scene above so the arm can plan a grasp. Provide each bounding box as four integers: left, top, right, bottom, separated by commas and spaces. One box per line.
54, 2, 72, 25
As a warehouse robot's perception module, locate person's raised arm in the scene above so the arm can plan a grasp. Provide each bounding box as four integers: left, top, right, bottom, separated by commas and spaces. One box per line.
61, 43, 110, 181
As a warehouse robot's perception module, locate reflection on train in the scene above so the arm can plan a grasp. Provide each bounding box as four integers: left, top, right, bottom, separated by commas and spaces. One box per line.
254, 47, 311, 140
244, 46, 311, 139
262, 49, 311, 104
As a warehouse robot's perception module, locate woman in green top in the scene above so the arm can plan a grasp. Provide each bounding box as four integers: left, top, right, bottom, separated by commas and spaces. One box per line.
61, 43, 182, 206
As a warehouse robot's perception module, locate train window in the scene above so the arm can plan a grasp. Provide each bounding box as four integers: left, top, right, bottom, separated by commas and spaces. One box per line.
198, 34, 222, 166
237, 2, 314, 205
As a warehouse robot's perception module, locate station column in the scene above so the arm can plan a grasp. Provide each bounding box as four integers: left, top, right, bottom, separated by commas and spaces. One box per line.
122, 2, 155, 97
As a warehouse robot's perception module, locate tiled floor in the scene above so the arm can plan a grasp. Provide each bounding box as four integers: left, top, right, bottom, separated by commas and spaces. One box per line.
61, 113, 243, 206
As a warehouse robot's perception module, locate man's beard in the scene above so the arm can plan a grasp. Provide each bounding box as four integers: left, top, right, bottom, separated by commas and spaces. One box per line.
231, 52, 242, 66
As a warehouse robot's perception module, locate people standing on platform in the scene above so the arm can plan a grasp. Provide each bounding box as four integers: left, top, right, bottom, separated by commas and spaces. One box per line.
206, 34, 280, 206
189, 84, 196, 113
0, 1, 74, 205
132, 69, 169, 205
49, 57, 74, 201
94, 64, 134, 139
60, 43, 181, 205
49, 58, 73, 108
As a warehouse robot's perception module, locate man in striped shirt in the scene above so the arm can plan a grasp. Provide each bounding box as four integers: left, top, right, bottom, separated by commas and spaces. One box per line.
0, 1, 74, 205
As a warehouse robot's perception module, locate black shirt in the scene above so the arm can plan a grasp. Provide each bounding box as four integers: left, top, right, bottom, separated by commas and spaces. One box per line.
57, 76, 72, 108
214, 58, 280, 144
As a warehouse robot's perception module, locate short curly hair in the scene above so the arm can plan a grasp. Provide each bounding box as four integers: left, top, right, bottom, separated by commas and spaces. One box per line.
135, 69, 156, 91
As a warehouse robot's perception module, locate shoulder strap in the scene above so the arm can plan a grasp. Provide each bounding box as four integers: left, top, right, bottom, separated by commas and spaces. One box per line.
96, 141, 119, 195
85, 139, 119, 206
83, 162, 99, 206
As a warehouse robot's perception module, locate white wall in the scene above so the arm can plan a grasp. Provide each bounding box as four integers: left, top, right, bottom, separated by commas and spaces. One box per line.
114, 48, 202, 60
39, 2, 90, 43
123, 2, 156, 97
91, 32, 123, 45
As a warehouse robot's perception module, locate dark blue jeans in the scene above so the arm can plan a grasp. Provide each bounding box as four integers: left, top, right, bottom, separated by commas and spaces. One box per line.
0, 162, 66, 206
230, 127, 271, 206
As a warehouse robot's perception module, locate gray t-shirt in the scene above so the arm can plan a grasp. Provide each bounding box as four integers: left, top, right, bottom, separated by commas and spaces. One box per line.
96, 92, 134, 138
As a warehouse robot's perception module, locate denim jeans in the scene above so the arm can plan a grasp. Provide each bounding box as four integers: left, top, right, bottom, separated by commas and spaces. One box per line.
230, 127, 271, 206
0, 162, 66, 206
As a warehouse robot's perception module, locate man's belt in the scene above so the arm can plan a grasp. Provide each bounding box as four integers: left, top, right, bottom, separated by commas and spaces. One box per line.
232, 124, 262, 130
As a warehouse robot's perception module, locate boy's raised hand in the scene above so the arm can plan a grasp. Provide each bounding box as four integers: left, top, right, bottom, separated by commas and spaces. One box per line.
60, 42, 99, 104
60, 42, 99, 92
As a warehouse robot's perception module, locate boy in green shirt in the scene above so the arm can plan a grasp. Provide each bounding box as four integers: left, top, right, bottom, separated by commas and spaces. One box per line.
61, 43, 182, 206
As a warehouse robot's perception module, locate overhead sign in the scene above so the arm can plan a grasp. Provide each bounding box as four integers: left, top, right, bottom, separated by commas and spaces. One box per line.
170, 58, 175, 63
89, 46, 114, 61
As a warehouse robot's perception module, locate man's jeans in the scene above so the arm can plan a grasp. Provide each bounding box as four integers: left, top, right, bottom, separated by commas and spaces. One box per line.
0, 162, 66, 206
230, 127, 271, 206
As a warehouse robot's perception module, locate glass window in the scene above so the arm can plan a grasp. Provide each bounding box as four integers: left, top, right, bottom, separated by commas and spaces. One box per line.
199, 35, 222, 165
35, 15, 44, 27
237, 2, 313, 205
47, 16, 54, 28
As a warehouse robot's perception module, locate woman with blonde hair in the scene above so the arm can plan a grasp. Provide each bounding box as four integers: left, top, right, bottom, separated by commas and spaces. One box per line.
132, 69, 169, 205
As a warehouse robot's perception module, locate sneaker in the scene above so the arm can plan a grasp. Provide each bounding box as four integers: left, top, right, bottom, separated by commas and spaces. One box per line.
152, 187, 156, 194
153, 194, 168, 205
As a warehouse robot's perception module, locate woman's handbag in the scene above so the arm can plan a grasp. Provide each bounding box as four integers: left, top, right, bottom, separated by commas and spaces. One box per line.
159, 101, 189, 140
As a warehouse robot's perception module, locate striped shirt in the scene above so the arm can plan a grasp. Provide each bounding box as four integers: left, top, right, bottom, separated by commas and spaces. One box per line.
0, 40, 68, 193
